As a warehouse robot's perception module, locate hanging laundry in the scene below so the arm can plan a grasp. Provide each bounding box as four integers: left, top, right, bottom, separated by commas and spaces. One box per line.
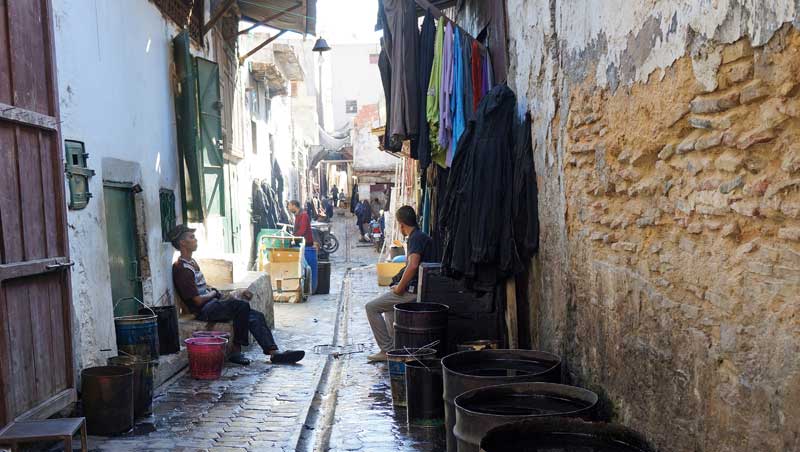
448, 28, 465, 167
382, 0, 419, 143
427, 18, 445, 167
482, 50, 492, 97
413, 12, 436, 166
460, 30, 473, 121
378, 39, 400, 151
471, 41, 482, 112
438, 22, 454, 162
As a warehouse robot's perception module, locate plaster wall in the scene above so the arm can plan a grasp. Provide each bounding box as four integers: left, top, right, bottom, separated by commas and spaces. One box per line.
507, 1, 800, 450
328, 42, 383, 130
52, 0, 216, 370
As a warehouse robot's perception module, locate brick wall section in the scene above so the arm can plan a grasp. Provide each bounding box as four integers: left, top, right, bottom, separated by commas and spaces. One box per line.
510, 11, 800, 452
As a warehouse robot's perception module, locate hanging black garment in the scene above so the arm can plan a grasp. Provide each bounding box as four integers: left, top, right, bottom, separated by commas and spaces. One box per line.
461, 31, 474, 123
488, 1, 509, 84
350, 185, 359, 214
382, 0, 419, 143
411, 12, 436, 164
439, 84, 519, 292
513, 112, 539, 260
378, 41, 400, 152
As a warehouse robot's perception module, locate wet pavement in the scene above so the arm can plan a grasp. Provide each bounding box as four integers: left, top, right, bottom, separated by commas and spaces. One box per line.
59, 213, 445, 452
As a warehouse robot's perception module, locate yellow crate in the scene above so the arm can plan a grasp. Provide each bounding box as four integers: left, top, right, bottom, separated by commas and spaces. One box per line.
376, 262, 406, 286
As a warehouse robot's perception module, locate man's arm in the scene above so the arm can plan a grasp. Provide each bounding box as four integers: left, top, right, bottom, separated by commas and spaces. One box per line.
393, 253, 421, 295
191, 290, 220, 310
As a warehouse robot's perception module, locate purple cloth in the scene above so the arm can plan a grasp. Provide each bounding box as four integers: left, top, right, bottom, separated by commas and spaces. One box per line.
438, 22, 454, 152
482, 51, 491, 96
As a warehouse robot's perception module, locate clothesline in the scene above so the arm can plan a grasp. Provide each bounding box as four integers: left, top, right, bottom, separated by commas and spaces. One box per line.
413, 0, 489, 54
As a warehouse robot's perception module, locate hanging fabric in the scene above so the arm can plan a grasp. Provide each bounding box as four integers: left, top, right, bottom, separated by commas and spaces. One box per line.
427, 17, 445, 168
438, 22, 454, 164
413, 12, 436, 165
460, 29, 473, 122
377, 39, 400, 151
471, 41, 482, 112
382, 0, 419, 143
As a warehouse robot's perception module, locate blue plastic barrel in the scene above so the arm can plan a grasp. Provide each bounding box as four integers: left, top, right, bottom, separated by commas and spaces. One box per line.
304, 246, 318, 294
115, 314, 160, 361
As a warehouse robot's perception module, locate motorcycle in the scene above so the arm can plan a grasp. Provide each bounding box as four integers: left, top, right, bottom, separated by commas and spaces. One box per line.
312, 221, 340, 255
369, 217, 384, 252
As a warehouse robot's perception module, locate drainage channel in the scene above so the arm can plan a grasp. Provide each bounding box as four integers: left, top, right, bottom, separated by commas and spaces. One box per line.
296, 266, 353, 452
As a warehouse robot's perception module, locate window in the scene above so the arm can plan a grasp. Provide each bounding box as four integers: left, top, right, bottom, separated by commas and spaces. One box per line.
151, 0, 204, 43
251, 120, 258, 154
160, 189, 177, 242
346, 100, 358, 114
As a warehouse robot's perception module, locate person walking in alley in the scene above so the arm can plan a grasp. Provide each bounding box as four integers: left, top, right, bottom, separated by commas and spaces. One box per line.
288, 200, 315, 245
331, 185, 339, 207
365, 206, 434, 361
169, 225, 305, 365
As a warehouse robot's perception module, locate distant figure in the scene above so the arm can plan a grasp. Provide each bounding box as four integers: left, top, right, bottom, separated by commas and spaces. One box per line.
371, 198, 382, 220
331, 185, 339, 207
324, 197, 334, 220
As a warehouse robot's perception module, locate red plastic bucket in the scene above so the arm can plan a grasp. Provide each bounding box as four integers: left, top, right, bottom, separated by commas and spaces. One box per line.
185, 337, 227, 380
192, 331, 231, 339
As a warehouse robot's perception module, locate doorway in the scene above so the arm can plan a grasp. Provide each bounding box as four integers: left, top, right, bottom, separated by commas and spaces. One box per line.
103, 183, 143, 316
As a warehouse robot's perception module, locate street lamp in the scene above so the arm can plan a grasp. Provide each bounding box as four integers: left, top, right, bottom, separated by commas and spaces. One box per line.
313, 37, 331, 130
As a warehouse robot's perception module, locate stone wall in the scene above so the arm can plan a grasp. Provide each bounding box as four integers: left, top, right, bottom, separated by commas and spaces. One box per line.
507, 2, 800, 450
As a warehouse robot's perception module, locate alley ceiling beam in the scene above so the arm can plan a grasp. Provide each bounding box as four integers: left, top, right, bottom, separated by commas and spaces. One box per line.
234, 1, 302, 39
239, 29, 288, 65
203, 0, 237, 37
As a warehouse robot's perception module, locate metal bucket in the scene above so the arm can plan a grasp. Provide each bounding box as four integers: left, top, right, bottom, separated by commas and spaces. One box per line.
405, 358, 445, 427
442, 350, 562, 452
140, 305, 180, 355
115, 297, 159, 361
393, 302, 449, 356
454, 383, 598, 452
479, 418, 653, 452
457, 340, 501, 352
81, 366, 134, 436
107, 355, 156, 418
386, 347, 437, 407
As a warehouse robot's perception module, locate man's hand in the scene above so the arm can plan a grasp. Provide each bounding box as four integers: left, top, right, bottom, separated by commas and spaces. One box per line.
391, 285, 404, 296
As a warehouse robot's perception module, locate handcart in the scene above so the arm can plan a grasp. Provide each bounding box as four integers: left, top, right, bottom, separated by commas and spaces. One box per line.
257, 228, 312, 303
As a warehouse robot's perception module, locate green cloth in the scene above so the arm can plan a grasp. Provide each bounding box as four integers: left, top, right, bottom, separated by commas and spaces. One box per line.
428, 18, 446, 167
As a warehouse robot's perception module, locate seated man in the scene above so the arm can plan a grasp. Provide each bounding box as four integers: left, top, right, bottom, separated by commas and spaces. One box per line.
169, 225, 304, 365
365, 206, 435, 362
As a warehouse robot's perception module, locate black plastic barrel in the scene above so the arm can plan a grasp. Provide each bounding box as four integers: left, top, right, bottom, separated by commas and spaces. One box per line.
442, 350, 562, 452
393, 302, 449, 355
140, 305, 180, 355
454, 382, 598, 452
315, 260, 331, 294
107, 355, 156, 418
81, 366, 134, 435
479, 418, 653, 452
405, 358, 445, 427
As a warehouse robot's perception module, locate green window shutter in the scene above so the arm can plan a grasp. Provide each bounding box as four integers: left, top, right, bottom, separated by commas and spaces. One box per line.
160, 189, 177, 242
194, 57, 225, 217
172, 31, 204, 222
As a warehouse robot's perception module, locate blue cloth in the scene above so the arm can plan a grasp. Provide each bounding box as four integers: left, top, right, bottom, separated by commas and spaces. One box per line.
392, 255, 407, 263
421, 186, 431, 234
449, 28, 465, 167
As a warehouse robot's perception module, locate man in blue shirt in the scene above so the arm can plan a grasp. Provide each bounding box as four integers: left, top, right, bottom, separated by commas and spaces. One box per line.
365, 206, 434, 362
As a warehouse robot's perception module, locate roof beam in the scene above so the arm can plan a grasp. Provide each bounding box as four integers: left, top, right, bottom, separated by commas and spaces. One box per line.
238, 29, 288, 65
234, 1, 302, 38
203, 0, 236, 37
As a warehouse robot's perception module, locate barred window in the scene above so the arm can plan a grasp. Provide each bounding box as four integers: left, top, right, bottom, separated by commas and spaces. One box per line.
151, 0, 204, 43
160, 189, 177, 242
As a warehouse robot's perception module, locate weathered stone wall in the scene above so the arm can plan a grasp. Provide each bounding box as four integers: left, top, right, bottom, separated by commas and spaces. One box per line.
507, 2, 800, 450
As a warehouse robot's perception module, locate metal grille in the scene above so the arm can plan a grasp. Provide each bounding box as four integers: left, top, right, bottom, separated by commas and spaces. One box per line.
160, 189, 177, 242
151, 0, 204, 42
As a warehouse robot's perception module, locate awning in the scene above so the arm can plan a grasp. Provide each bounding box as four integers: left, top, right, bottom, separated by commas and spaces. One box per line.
238, 0, 317, 36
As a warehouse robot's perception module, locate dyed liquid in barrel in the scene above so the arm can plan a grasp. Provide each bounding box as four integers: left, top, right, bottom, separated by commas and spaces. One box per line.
462, 394, 590, 416
486, 434, 646, 452
451, 359, 554, 377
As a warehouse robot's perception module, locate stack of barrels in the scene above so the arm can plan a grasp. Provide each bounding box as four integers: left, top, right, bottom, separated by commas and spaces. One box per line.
387, 301, 654, 452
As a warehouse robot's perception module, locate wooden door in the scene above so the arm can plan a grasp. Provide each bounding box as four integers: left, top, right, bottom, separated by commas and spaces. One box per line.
0, 0, 75, 428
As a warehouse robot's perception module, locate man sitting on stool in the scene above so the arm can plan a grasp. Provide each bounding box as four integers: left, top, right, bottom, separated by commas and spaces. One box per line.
169, 224, 305, 365
365, 206, 434, 362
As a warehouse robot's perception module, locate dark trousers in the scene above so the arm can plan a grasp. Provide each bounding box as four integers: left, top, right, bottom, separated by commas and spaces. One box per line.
198, 299, 277, 353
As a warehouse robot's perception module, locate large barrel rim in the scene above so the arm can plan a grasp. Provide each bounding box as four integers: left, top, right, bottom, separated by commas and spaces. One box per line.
81, 365, 134, 378
394, 302, 450, 313
442, 349, 562, 381
479, 418, 654, 452
114, 314, 157, 323
454, 382, 599, 419
386, 347, 438, 360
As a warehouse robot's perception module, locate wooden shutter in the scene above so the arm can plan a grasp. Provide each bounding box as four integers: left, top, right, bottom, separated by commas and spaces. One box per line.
194, 57, 225, 217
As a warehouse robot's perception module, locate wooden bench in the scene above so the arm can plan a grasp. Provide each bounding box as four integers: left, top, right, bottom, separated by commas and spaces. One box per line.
0, 418, 87, 452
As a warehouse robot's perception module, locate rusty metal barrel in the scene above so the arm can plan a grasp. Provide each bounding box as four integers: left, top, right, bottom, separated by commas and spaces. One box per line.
479, 418, 653, 452
393, 302, 449, 355
454, 382, 598, 452
81, 366, 134, 435
442, 350, 561, 452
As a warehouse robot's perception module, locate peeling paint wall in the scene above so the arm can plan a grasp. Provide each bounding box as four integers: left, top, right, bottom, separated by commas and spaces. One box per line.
52, 0, 216, 372
507, 1, 800, 450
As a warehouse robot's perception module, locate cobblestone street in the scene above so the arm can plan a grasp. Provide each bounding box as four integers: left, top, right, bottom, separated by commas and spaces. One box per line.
77, 215, 444, 452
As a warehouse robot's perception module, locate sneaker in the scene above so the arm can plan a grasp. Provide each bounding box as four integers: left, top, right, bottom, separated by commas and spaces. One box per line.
367, 351, 387, 362
270, 350, 305, 364
229, 353, 251, 366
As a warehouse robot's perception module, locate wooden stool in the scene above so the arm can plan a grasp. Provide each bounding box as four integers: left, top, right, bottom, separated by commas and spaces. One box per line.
0, 418, 87, 452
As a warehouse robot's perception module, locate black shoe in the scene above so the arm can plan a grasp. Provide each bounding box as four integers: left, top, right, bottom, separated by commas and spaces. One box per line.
270, 350, 305, 364
229, 353, 251, 365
